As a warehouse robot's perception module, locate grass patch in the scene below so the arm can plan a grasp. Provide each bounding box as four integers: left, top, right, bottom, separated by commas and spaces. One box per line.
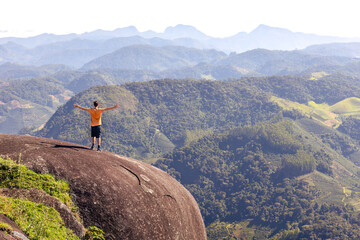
0, 157, 77, 213
184, 128, 214, 146
309, 72, 328, 80
305, 171, 345, 204
344, 189, 360, 211
0, 156, 107, 239
206, 220, 271, 240
0, 196, 79, 240
201, 74, 215, 80
85, 226, 105, 240
330, 97, 360, 114
271, 96, 360, 128
0, 222, 13, 234
271, 96, 312, 114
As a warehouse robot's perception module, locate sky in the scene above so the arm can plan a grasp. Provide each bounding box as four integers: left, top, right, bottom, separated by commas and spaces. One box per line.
1, 0, 359, 38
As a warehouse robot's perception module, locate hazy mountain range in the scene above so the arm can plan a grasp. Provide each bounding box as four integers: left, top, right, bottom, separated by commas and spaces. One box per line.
1, 24, 359, 68
2, 24, 360, 240
1, 24, 360, 135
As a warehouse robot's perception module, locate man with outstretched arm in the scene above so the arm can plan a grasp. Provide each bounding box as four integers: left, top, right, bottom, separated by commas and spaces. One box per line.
74, 101, 118, 152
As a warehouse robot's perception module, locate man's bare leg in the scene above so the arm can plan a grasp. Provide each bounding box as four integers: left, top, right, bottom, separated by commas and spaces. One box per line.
91, 137, 96, 150
97, 137, 101, 152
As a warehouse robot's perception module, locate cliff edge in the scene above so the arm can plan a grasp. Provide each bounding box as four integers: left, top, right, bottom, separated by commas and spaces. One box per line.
0, 134, 206, 240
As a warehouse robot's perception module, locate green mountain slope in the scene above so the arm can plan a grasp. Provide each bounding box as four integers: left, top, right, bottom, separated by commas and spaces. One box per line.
237, 74, 360, 105
154, 119, 360, 239
66, 72, 115, 93
338, 117, 360, 143
36, 74, 360, 160
330, 97, 360, 115
0, 77, 73, 133
271, 96, 360, 128
36, 79, 280, 160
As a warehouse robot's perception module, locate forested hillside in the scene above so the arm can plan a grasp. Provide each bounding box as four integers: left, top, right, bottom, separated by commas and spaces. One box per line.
0, 68, 124, 134
0, 76, 73, 133
236, 74, 360, 104
1, 43, 360, 135
31, 71, 360, 238
155, 119, 360, 239
37, 79, 280, 159
36, 73, 360, 160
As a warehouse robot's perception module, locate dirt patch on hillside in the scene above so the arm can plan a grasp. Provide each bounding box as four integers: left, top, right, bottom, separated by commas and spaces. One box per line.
332, 160, 353, 178
0, 134, 206, 240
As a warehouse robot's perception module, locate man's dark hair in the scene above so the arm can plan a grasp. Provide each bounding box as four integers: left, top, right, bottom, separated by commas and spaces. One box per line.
94, 101, 99, 107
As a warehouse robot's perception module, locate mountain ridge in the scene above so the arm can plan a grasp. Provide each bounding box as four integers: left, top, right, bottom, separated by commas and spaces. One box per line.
0, 24, 358, 52
1, 24, 360, 68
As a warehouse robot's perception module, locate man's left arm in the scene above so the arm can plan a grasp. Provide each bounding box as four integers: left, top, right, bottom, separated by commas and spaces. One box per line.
103, 104, 119, 111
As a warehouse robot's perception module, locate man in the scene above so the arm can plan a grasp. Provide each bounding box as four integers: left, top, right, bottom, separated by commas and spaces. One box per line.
74, 101, 118, 152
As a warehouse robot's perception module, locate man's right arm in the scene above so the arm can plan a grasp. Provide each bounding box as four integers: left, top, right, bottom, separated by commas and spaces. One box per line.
74, 104, 88, 111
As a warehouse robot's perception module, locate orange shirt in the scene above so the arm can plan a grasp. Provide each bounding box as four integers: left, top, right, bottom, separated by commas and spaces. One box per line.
86, 108, 105, 126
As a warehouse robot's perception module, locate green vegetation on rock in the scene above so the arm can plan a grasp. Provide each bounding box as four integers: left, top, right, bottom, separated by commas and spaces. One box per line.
0, 157, 75, 210
0, 157, 80, 239
0, 222, 13, 234
0, 196, 79, 240
0, 157, 106, 240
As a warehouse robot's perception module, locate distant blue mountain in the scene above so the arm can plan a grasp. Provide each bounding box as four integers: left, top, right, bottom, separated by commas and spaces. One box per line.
81, 45, 226, 72
0, 24, 360, 68
161, 24, 211, 41
80, 26, 140, 40
0, 24, 358, 51
303, 42, 360, 58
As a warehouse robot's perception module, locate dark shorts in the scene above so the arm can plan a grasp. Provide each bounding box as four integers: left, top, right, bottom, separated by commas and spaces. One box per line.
91, 125, 101, 138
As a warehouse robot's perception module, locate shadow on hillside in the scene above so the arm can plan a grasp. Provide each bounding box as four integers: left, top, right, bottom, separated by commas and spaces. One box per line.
53, 144, 90, 150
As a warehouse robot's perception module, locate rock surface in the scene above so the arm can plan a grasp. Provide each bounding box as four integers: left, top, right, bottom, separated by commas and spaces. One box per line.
0, 134, 207, 240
